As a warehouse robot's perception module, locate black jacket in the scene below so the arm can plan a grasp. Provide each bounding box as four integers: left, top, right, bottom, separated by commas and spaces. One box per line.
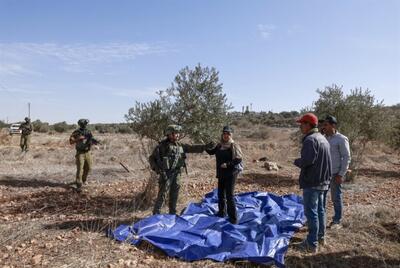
294, 131, 332, 189
206, 144, 242, 179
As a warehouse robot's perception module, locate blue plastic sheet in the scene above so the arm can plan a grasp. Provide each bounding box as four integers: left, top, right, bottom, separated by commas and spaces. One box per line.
110, 190, 305, 267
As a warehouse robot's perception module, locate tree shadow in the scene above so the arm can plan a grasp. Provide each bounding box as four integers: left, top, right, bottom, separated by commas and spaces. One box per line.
0, 176, 70, 189
356, 168, 400, 179
240, 172, 298, 187
43, 216, 144, 233
286, 250, 400, 268
2, 189, 153, 218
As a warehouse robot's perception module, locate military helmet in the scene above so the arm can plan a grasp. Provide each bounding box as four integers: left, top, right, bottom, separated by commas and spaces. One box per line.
222, 125, 234, 134
24, 117, 30, 122
78, 119, 89, 128
164, 124, 182, 136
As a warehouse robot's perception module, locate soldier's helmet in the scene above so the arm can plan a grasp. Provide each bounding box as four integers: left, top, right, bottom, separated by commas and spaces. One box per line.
164, 124, 182, 136
24, 117, 30, 122
78, 119, 89, 128
222, 126, 234, 134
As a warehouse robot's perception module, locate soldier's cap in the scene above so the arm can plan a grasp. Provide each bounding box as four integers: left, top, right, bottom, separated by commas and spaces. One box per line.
222, 126, 234, 134
24, 117, 30, 122
324, 115, 338, 125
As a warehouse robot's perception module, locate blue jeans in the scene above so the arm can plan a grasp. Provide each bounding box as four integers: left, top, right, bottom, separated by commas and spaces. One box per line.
330, 177, 343, 223
303, 188, 326, 248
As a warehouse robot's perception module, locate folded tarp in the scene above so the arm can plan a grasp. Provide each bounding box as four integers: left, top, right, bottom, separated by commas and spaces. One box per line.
110, 190, 305, 267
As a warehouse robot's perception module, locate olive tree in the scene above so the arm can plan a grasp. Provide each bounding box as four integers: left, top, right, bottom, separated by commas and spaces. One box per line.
311, 84, 386, 180
125, 64, 232, 208
126, 64, 232, 142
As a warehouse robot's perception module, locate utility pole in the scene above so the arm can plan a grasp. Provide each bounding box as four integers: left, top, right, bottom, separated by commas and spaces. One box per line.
28, 102, 31, 119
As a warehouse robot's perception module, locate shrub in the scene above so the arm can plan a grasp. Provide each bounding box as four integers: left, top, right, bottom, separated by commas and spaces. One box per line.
32, 120, 50, 133
52, 121, 71, 133
389, 114, 400, 150
0, 120, 9, 129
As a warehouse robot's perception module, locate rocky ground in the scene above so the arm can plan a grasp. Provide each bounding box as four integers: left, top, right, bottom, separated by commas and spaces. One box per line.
0, 128, 399, 268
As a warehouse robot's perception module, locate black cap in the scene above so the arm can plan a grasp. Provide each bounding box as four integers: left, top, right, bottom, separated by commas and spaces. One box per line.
222, 126, 233, 134
325, 115, 338, 125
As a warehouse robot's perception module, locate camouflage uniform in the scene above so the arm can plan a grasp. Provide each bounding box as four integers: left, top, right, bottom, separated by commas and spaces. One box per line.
19, 118, 32, 152
150, 125, 208, 215
69, 119, 98, 189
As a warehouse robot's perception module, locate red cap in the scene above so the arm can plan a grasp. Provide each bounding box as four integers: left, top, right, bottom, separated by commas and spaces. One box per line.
296, 113, 318, 126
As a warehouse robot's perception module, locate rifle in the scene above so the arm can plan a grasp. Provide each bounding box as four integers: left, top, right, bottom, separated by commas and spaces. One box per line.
83, 133, 101, 147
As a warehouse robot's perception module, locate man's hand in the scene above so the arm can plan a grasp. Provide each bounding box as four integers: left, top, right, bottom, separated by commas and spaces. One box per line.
220, 163, 228, 169
335, 175, 343, 184
78, 136, 85, 140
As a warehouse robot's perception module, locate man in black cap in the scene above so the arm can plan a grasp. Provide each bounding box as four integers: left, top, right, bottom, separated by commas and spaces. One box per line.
323, 115, 351, 229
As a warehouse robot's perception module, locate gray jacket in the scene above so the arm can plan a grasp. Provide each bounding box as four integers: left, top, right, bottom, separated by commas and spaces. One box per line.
326, 131, 351, 177
294, 131, 332, 189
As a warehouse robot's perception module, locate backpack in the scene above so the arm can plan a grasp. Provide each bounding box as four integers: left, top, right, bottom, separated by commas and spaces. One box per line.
231, 143, 244, 174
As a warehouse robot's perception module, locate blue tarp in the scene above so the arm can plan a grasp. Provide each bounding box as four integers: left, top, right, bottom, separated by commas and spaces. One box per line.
110, 190, 305, 267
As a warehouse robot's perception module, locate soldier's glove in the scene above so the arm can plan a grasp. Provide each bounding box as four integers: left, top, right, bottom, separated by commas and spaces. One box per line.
205, 141, 216, 150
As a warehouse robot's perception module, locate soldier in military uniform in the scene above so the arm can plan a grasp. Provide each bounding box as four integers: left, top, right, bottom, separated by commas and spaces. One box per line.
149, 125, 212, 215
19, 117, 33, 152
69, 119, 99, 191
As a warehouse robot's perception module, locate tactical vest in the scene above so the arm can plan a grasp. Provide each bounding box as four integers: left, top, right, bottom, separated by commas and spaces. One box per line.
73, 128, 92, 152
21, 123, 32, 136
153, 140, 186, 172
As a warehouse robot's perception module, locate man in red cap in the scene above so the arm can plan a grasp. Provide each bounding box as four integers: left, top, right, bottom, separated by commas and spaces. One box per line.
294, 113, 332, 253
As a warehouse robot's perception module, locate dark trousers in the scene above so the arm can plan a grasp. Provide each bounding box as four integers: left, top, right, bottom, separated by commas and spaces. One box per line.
217, 174, 237, 223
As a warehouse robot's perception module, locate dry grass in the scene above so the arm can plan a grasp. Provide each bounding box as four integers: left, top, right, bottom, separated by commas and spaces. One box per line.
0, 127, 399, 267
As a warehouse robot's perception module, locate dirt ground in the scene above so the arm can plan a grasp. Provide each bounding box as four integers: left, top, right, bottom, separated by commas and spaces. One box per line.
0, 127, 399, 268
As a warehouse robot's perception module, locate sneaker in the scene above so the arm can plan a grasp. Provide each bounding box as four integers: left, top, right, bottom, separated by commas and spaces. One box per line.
328, 221, 342, 230
296, 240, 318, 253
318, 238, 326, 246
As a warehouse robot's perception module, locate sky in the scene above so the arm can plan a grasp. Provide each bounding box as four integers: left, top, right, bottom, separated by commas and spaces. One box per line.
0, 0, 399, 123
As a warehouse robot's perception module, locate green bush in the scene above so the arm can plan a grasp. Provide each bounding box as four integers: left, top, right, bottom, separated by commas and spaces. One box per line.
389, 113, 400, 150
0, 120, 9, 129
52, 121, 71, 133
32, 120, 50, 133
117, 125, 133, 134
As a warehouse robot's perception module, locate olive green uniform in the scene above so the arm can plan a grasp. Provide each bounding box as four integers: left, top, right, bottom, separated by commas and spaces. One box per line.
19, 122, 32, 152
70, 128, 95, 188
150, 139, 206, 215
